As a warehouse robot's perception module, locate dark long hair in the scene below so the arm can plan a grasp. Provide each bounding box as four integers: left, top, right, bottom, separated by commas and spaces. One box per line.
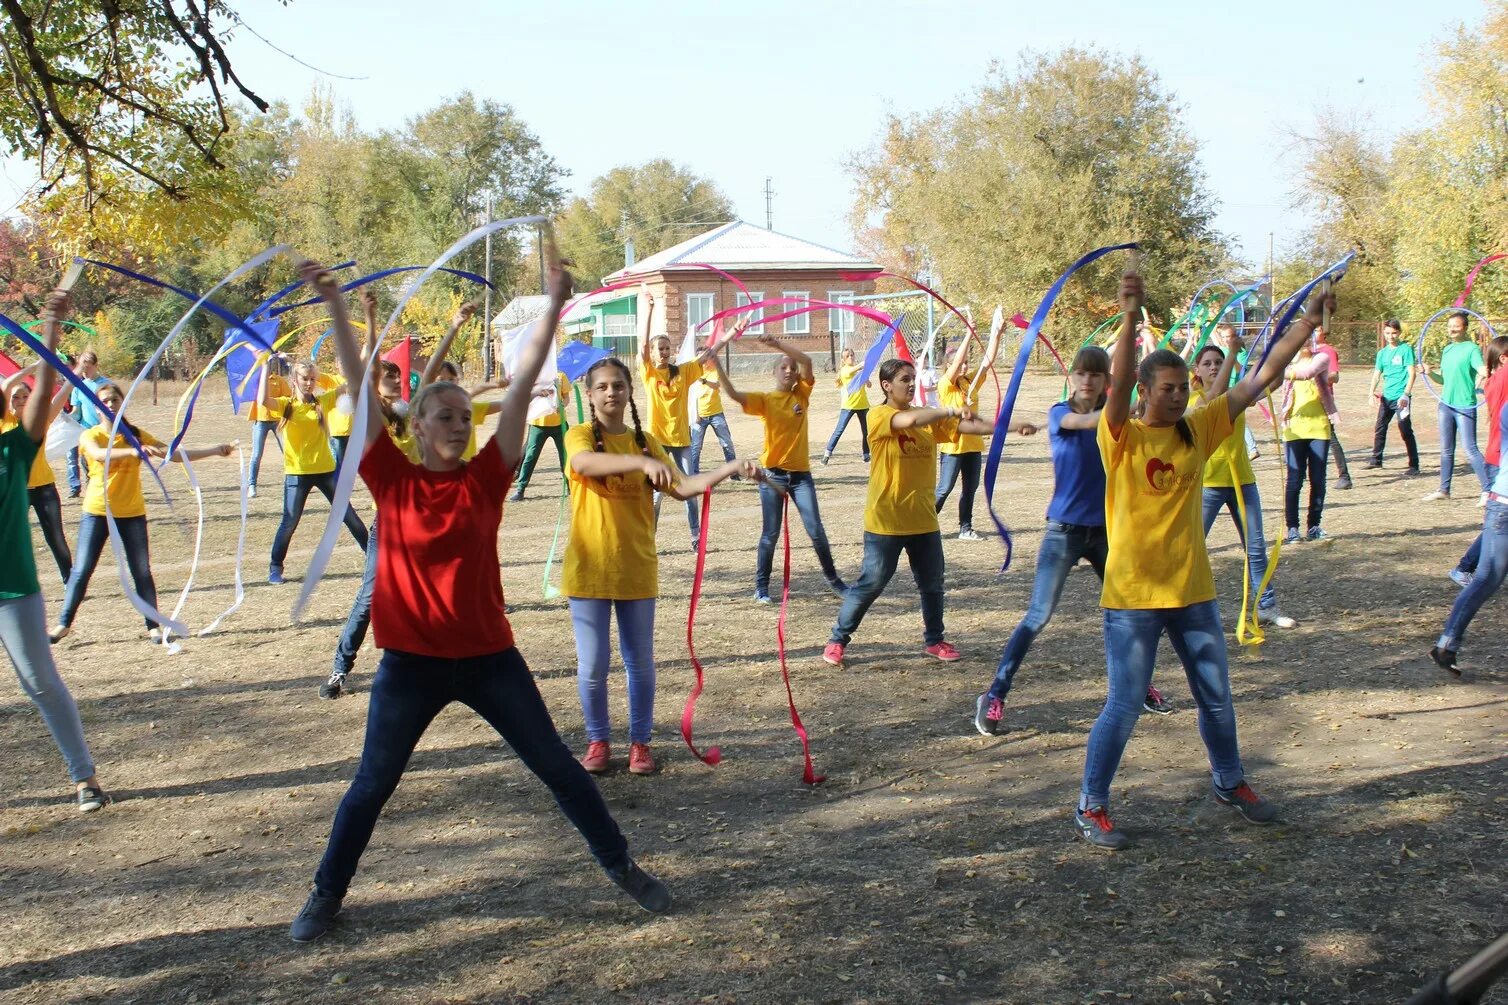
878, 359, 914, 402
376, 361, 408, 437
584, 357, 649, 458
1487, 335, 1508, 375
1137, 349, 1194, 447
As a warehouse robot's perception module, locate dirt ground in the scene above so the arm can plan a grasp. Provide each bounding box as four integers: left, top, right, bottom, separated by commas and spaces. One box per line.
1, 363, 1504, 1005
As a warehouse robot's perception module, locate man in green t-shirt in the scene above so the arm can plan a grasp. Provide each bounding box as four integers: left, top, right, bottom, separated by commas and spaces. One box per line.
1366, 319, 1419, 472
1422, 311, 1489, 501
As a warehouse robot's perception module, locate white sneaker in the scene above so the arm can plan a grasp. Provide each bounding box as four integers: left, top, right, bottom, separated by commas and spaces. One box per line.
1421, 490, 1450, 501
248, 485, 258, 498
957, 528, 985, 541
1258, 607, 1297, 629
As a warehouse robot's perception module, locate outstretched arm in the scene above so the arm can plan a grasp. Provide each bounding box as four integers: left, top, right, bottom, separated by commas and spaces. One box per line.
421, 302, 479, 387
1103, 273, 1145, 438
21, 292, 68, 443
305, 262, 386, 448
707, 350, 748, 407
1229, 287, 1336, 419
494, 238, 570, 470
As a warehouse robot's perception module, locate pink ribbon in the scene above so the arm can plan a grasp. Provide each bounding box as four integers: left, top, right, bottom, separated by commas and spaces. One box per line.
1454, 253, 1507, 308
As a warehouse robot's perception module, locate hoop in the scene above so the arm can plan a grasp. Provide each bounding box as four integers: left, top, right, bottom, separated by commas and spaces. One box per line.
1414, 307, 1499, 414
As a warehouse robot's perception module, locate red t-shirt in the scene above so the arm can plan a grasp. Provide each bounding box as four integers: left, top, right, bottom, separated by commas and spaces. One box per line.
1486, 367, 1508, 466
359, 432, 514, 658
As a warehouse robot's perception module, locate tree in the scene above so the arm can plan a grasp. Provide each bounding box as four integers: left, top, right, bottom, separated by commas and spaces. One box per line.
847, 50, 1233, 325
554, 160, 735, 288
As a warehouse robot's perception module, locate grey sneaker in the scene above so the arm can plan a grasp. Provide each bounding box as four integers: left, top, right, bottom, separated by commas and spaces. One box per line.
1257, 606, 1297, 629
1449, 568, 1473, 589
820, 451, 832, 466
826, 576, 849, 598
974, 692, 1003, 736
289, 891, 343, 942
319, 671, 347, 700
754, 591, 774, 605
1283, 528, 1302, 545
605, 859, 672, 914
77, 785, 108, 813
1073, 806, 1130, 850
1306, 527, 1332, 544
1214, 781, 1278, 824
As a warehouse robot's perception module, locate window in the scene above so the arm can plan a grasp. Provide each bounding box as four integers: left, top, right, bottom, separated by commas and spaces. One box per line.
827, 290, 855, 335
603, 312, 637, 338
735, 291, 765, 335
782, 290, 811, 335
685, 293, 714, 338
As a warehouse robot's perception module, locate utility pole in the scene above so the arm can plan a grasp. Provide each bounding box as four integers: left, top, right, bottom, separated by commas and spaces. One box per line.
1267, 231, 1276, 320
622, 207, 635, 268
764, 177, 774, 230
483, 195, 494, 379
537, 224, 546, 294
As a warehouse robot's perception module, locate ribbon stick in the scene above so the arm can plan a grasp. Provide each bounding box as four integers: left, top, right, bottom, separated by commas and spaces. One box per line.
1454, 252, 1507, 308
983, 242, 1139, 572
680, 489, 723, 766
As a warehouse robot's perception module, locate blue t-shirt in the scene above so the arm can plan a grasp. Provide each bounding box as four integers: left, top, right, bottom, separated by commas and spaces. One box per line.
1046, 401, 1105, 527
69, 375, 111, 428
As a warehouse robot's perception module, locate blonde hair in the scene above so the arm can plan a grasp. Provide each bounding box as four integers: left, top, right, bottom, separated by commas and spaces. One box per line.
279, 361, 326, 436
410, 380, 472, 462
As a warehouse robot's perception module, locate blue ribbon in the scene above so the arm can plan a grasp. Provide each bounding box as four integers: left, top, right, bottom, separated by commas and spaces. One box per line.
247, 261, 357, 320
164, 317, 281, 459
847, 314, 905, 398
1241, 254, 1353, 378
266, 265, 492, 317
983, 242, 1139, 572
74, 258, 276, 350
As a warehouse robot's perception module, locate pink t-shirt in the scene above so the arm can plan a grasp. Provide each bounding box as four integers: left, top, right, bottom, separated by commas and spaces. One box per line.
1312, 343, 1340, 419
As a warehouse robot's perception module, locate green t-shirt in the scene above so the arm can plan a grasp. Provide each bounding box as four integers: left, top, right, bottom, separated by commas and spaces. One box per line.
1440, 341, 1483, 409
0, 424, 41, 600
1375, 343, 1416, 401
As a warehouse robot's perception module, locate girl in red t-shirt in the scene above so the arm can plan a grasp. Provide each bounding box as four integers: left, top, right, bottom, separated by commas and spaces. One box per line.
1450, 335, 1508, 586
288, 253, 671, 945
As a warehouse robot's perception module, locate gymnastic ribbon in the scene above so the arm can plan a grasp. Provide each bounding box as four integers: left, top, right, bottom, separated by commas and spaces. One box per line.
194, 443, 250, 637
680, 489, 723, 766
245, 261, 356, 320
693, 297, 901, 397
294, 215, 548, 622
777, 495, 823, 784
984, 243, 1139, 573
1454, 252, 1507, 308
72, 258, 277, 352
264, 265, 492, 317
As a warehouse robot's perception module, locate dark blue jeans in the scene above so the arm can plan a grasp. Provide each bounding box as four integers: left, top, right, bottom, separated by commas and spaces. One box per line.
1081, 599, 1245, 809
935, 451, 982, 532
59, 513, 156, 629
988, 522, 1106, 701
1200, 484, 1276, 610
1440, 500, 1508, 651
689, 413, 735, 475
333, 514, 378, 676
1284, 438, 1329, 531
248, 419, 281, 489
829, 531, 945, 646
757, 469, 839, 593
824, 408, 870, 460
312, 647, 630, 898
28, 484, 72, 583
270, 472, 369, 572
331, 435, 350, 473
65, 446, 82, 494
1438, 403, 1489, 495
1458, 465, 1501, 574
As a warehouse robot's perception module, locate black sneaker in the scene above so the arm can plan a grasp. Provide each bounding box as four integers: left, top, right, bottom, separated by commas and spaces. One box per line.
1073, 806, 1130, 850
1142, 685, 1173, 715
1429, 646, 1461, 678
289, 891, 343, 942
1213, 781, 1278, 823
1405, 467, 1422, 477
974, 692, 1003, 736
508, 486, 525, 502
77, 786, 108, 813
826, 576, 849, 598
605, 859, 672, 914
320, 671, 347, 700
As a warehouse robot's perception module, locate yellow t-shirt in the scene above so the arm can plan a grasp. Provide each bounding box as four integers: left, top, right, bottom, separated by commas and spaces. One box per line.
641, 360, 704, 448
937, 377, 984, 455
1282, 369, 1330, 442
744, 379, 813, 471
463, 401, 495, 461
1098, 397, 1235, 609
1197, 387, 1254, 488
317, 374, 353, 438
563, 423, 677, 600
528, 374, 571, 429
864, 404, 956, 536
694, 373, 724, 418
0, 417, 55, 488
838, 364, 870, 411
80, 424, 166, 518
249, 374, 290, 422
271, 388, 342, 476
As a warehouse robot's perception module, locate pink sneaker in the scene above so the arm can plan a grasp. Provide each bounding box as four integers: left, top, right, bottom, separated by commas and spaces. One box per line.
580, 741, 611, 774
822, 642, 845, 667
628, 742, 656, 775
925, 641, 962, 662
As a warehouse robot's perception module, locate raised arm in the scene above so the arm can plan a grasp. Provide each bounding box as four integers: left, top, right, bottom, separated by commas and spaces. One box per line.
21, 292, 68, 442
304, 261, 385, 448
754, 333, 814, 383
2, 359, 43, 397
637, 289, 655, 368
1104, 273, 1145, 438
941, 332, 970, 385
421, 302, 479, 388
359, 289, 381, 363
707, 349, 748, 407
1212, 333, 1242, 390
493, 240, 570, 470
1229, 287, 1335, 419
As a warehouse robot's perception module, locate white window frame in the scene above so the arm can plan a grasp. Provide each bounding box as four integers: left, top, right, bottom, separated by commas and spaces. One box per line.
735, 291, 765, 335
827, 290, 855, 335
684, 293, 715, 339
782, 290, 811, 335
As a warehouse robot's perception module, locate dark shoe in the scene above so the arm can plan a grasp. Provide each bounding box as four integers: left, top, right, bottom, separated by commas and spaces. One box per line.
1142, 685, 1173, 715
67, 488, 82, 499
1074, 806, 1130, 850
319, 671, 346, 700
826, 576, 849, 598
1405, 467, 1422, 477
974, 692, 1003, 736
508, 486, 525, 502
77, 786, 108, 813
605, 859, 672, 914
289, 891, 343, 942
1214, 781, 1278, 823
1363, 460, 1382, 469
1429, 646, 1461, 677
1334, 476, 1353, 490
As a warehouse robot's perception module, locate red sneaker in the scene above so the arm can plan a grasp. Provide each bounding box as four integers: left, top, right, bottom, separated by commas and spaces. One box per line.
925, 641, 962, 662
580, 741, 611, 774
628, 742, 656, 775
822, 642, 845, 667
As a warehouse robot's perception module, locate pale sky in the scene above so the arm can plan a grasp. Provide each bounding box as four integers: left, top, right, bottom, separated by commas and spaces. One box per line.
3, 0, 1489, 267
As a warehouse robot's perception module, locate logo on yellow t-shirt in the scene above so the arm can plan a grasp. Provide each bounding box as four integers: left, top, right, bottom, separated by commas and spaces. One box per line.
1144, 456, 1197, 494
895, 430, 924, 456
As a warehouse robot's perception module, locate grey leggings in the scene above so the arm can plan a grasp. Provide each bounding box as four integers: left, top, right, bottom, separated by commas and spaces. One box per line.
0, 592, 95, 783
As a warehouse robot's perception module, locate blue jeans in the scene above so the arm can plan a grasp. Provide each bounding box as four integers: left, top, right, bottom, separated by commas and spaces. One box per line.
756, 470, 840, 593
654, 445, 699, 540
1438, 403, 1489, 495
312, 646, 630, 898
65, 446, 82, 494
689, 413, 735, 475
59, 513, 156, 629
988, 522, 1106, 701
29, 484, 72, 583
569, 598, 656, 744
269, 472, 369, 572
1242, 423, 1258, 458
333, 514, 378, 676
1284, 438, 1329, 531
0, 592, 95, 782
331, 435, 350, 473
1458, 465, 1502, 574
248, 420, 281, 489
1201, 484, 1277, 610
1080, 599, 1245, 809
824, 408, 870, 460
1440, 500, 1508, 650
829, 531, 945, 646
935, 451, 982, 532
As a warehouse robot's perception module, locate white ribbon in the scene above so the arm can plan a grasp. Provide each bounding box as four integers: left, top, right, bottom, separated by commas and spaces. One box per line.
196, 444, 249, 637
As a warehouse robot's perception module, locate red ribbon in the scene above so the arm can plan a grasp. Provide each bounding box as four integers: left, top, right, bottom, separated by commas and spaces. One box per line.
1454, 252, 1507, 308
680, 489, 722, 766
777, 495, 824, 785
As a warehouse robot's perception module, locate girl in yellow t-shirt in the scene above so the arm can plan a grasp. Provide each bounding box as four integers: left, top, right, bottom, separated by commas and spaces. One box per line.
935, 313, 1007, 540
637, 292, 704, 547
710, 334, 846, 602
3, 365, 73, 584
262, 361, 369, 585
822, 358, 993, 669
50, 382, 233, 644
565, 357, 752, 778
821, 347, 873, 465
1280, 344, 1334, 544
1074, 272, 1333, 851
689, 368, 737, 474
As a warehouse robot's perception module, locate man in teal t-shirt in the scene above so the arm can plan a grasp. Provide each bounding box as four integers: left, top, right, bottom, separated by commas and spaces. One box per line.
1367, 319, 1419, 472
1423, 312, 1489, 500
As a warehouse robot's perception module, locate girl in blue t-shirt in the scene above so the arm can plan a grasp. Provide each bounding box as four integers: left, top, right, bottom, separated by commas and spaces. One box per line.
973, 347, 1167, 735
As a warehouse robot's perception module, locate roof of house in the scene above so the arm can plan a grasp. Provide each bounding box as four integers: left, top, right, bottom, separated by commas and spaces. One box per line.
490, 295, 550, 331
603, 220, 879, 281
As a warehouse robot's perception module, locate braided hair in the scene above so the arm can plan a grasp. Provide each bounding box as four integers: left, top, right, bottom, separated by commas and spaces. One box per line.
585, 357, 650, 456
